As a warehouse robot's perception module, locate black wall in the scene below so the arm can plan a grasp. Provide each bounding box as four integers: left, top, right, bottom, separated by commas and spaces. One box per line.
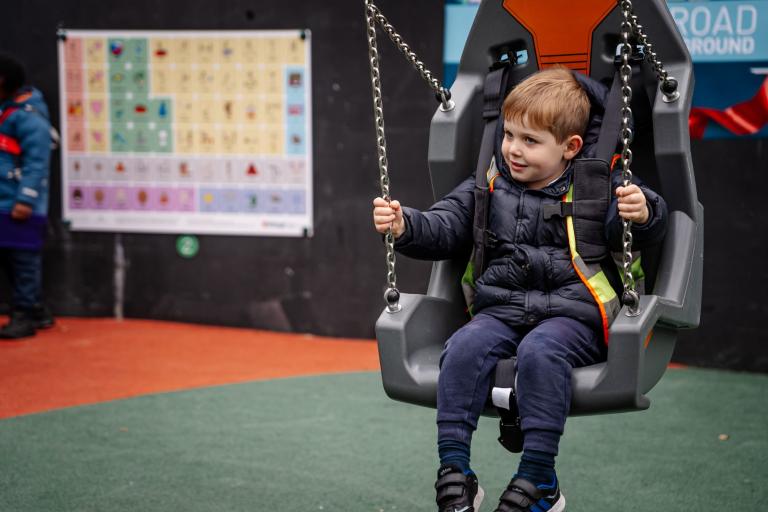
2, 1, 766, 371
675, 138, 768, 372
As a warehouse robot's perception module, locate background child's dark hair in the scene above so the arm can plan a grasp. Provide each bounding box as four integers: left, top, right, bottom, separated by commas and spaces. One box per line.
0, 53, 27, 96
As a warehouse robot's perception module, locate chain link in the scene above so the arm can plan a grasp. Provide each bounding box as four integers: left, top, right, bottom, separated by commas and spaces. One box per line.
619, 0, 641, 316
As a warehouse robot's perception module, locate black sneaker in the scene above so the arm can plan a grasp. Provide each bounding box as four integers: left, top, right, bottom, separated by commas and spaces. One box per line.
435, 464, 485, 512
29, 304, 55, 329
0, 310, 37, 340
494, 476, 565, 512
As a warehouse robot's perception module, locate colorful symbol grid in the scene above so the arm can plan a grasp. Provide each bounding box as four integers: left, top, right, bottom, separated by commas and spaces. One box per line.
59, 30, 312, 236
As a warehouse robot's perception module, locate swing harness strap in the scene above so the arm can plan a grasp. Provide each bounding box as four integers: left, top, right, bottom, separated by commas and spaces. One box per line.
594, 71, 625, 163
471, 62, 514, 282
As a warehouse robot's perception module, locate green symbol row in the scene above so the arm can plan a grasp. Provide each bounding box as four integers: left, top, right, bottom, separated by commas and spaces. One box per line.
108, 38, 148, 64
109, 96, 172, 123
111, 125, 174, 154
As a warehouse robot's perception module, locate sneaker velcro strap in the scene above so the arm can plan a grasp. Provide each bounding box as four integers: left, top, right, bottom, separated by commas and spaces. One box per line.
436, 473, 470, 504
498, 489, 533, 510
508, 478, 539, 498
496, 478, 541, 511
436, 485, 466, 503
436, 473, 469, 488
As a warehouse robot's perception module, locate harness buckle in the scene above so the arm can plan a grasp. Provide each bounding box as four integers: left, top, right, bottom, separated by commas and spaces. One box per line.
484, 229, 499, 248
542, 202, 573, 220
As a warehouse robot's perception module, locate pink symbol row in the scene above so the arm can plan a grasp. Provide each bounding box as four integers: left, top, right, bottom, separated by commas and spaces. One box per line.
69, 186, 196, 212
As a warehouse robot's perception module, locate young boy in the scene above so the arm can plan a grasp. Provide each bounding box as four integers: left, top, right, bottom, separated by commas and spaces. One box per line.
372, 68, 667, 512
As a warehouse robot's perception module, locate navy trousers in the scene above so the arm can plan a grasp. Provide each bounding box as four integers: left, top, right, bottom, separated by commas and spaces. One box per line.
0, 248, 43, 309
437, 313, 605, 455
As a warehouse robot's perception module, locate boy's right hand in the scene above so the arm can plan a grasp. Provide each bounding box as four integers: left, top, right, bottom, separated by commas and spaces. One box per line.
372, 197, 405, 239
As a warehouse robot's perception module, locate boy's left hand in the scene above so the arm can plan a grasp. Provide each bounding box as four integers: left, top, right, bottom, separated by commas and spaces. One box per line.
615, 184, 649, 224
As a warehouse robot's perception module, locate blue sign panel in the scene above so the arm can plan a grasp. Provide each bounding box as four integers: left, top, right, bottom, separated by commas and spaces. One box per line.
668, 1, 768, 63
443, 0, 768, 139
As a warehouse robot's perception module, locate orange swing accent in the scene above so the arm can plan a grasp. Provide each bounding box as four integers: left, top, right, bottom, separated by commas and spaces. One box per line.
503, 0, 615, 74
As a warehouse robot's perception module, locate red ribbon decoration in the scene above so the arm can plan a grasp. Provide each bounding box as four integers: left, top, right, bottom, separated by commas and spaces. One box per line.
689, 77, 768, 139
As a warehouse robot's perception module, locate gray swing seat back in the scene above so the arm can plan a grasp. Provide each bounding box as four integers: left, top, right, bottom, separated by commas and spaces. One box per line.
376, 0, 703, 415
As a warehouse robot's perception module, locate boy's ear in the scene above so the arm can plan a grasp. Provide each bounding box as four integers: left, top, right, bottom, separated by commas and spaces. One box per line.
563, 135, 583, 160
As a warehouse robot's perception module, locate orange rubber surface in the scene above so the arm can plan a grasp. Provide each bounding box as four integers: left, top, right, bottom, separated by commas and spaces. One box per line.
0, 317, 379, 420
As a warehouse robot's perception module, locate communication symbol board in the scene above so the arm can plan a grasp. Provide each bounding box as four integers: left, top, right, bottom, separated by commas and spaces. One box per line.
58, 30, 313, 236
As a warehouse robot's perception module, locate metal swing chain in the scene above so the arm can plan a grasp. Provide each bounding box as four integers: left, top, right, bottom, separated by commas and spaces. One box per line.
366, 1, 455, 111
619, 0, 641, 316
617, 0, 681, 316
365, 0, 400, 313
627, 5, 681, 102
365, 0, 455, 313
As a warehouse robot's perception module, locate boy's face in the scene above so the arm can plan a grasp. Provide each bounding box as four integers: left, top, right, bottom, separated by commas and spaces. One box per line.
501, 117, 582, 190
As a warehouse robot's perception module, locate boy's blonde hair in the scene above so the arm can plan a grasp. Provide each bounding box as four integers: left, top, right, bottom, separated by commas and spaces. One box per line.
501, 67, 590, 143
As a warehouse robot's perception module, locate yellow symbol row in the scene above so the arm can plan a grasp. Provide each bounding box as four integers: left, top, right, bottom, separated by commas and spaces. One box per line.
148, 38, 306, 66
151, 66, 285, 95
78, 127, 286, 155
67, 66, 291, 97
175, 127, 285, 155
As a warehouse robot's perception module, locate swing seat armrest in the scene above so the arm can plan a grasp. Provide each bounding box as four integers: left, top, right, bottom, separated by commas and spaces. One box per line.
571, 295, 664, 415
571, 207, 704, 415
654, 207, 704, 329
375, 293, 468, 408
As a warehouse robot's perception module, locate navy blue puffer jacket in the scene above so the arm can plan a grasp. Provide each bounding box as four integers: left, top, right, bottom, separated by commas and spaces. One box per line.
394, 75, 668, 334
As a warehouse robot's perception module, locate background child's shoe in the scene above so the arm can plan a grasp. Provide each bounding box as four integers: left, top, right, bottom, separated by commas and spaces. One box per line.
0, 310, 37, 340
494, 476, 564, 512
435, 464, 484, 512
29, 303, 55, 329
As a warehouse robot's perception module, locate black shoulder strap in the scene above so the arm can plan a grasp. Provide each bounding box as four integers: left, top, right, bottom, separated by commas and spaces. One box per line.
594, 71, 624, 163
472, 64, 512, 281
571, 158, 612, 262
541, 159, 612, 263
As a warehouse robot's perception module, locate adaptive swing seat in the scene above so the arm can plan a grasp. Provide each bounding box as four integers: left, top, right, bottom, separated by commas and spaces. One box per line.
374, 0, 703, 415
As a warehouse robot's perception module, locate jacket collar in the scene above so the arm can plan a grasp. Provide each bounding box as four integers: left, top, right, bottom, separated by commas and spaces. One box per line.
499, 158, 574, 198
537, 163, 573, 197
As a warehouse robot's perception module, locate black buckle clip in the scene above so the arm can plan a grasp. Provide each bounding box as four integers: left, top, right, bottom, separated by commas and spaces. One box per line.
542, 202, 573, 220
485, 229, 499, 248
498, 417, 523, 453
489, 49, 518, 71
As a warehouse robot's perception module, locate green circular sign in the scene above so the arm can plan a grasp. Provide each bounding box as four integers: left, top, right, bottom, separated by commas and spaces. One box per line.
176, 235, 200, 259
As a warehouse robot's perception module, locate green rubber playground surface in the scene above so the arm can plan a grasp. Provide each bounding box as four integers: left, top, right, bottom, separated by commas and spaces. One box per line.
1, 368, 766, 511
